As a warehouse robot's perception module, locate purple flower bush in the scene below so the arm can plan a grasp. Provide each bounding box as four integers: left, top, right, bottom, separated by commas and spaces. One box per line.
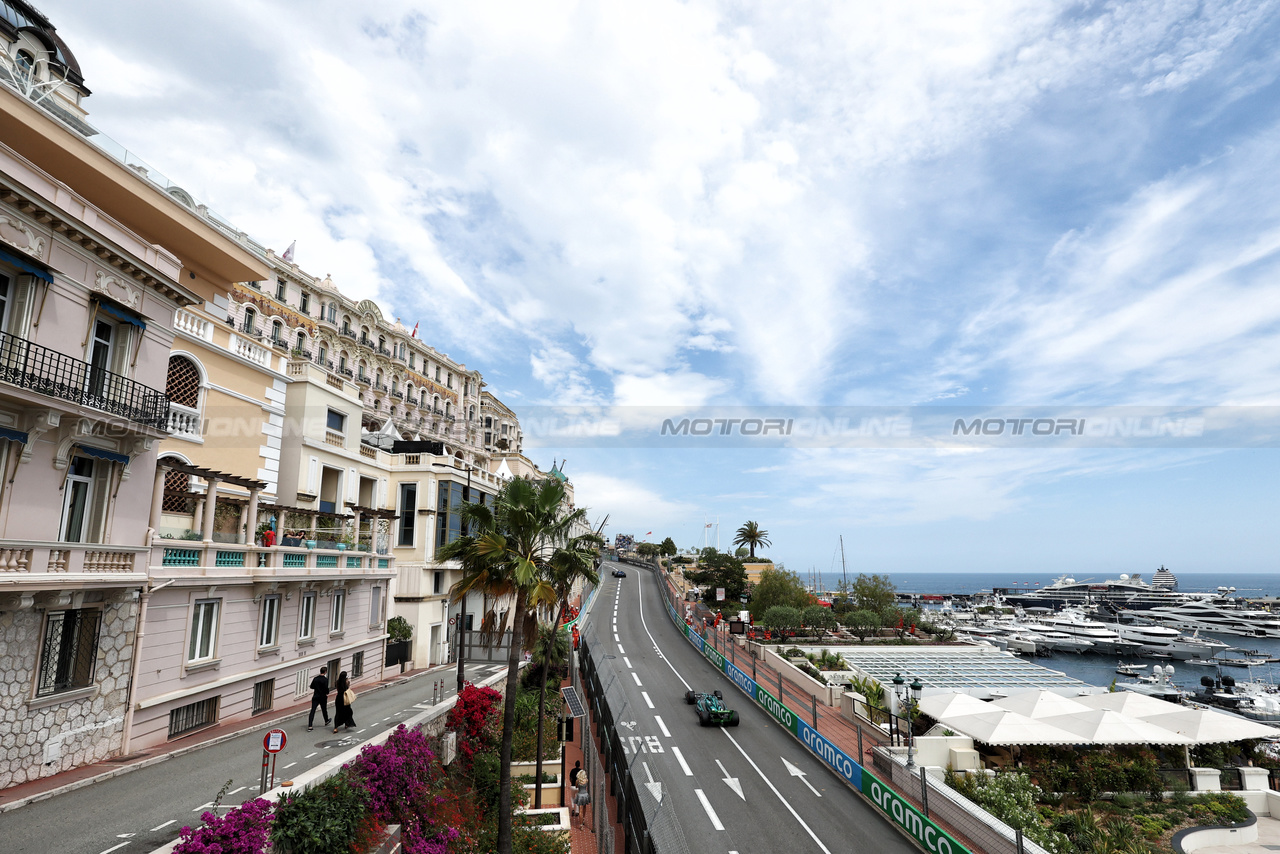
350, 725, 461, 854
174, 797, 273, 854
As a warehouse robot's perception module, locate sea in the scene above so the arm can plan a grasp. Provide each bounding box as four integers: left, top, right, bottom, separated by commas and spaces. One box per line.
810, 571, 1280, 692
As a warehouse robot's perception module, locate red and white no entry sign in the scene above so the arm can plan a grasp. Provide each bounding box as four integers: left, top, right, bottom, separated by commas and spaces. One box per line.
264, 728, 287, 753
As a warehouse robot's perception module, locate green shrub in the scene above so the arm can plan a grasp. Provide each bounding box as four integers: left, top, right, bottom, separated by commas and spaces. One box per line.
271, 775, 374, 854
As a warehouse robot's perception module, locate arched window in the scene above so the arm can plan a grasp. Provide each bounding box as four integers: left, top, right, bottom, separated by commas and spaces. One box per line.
242, 307, 257, 335
165, 356, 201, 408
271, 320, 283, 343
161, 463, 192, 513
16, 50, 35, 75
378, 335, 385, 351
295, 331, 306, 351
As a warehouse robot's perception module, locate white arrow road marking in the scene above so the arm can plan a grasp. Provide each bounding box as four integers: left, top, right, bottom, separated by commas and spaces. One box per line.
720, 731, 832, 854
694, 789, 724, 831
642, 691, 654, 709
782, 757, 822, 797
654, 715, 670, 737
642, 761, 663, 803
149, 821, 176, 832
671, 745, 693, 776
716, 759, 744, 801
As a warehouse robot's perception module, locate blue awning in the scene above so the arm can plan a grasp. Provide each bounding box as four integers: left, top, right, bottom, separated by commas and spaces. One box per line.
0, 426, 28, 444
95, 299, 147, 330
75, 444, 130, 465
0, 246, 53, 284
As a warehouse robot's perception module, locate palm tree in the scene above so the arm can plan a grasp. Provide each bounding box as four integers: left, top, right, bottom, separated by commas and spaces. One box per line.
437, 476, 596, 854
733, 521, 771, 558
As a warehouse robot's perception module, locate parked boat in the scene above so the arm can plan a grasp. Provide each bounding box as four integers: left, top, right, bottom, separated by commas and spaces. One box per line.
1038, 609, 1142, 655
995, 572, 1198, 612
1116, 662, 1147, 676
1139, 597, 1280, 639
1193, 675, 1280, 722
1111, 622, 1223, 661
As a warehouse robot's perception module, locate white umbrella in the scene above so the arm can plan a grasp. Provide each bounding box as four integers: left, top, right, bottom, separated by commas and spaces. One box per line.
992, 689, 1091, 719
941, 709, 1081, 746
918, 692, 993, 721
1039, 709, 1191, 745
1076, 692, 1184, 718
1134, 708, 1280, 744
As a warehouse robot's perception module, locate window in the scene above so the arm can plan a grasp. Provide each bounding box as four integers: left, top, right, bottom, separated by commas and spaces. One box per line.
36, 608, 101, 697
15, 49, 34, 75
300, 292, 310, 314
0, 273, 9, 331
60, 456, 109, 544
168, 697, 219, 738
446, 372, 453, 389
352, 651, 364, 678
338, 354, 347, 372
484, 432, 491, 446
433, 570, 443, 595
484, 417, 492, 428
370, 586, 383, 627
299, 592, 316, 640
271, 320, 283, 343
436, 482, 490, 547
188, 600, 220, 663
318, 345, 327, 365
327, 409, 346, 432
276, 279, 286, 300
252, 679, 275, 714
296, 331, 306, 351
259, 595, 280, 648
242, 307, 257, 334
435, 366, 441, 382
165, 355, 201, 408
398, 483, 417, 547
409, 353, 415, 369
331, 590, 346, 634
327, 657, 342, 682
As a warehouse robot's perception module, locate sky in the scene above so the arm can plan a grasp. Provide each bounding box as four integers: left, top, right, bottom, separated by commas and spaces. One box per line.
51, 0, 1280, 577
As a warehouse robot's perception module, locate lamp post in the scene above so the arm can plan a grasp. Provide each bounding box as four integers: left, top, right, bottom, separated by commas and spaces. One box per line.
906, 676, 923, 769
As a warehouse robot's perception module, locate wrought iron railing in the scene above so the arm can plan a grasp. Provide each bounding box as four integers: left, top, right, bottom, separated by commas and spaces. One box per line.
0, 330, 171, 429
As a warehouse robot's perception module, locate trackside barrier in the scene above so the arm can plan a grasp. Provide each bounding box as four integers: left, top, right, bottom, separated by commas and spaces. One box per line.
659, 574, 970, 854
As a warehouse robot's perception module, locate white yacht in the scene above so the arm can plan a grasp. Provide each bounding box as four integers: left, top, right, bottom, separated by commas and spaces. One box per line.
1140, 598, 1280, 639
1114, 622, 1221, 660
1037, 610, 1142, 655
1017, 622, 1095, 654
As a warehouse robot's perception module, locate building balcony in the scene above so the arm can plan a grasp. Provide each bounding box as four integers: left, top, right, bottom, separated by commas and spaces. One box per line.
340, 329, 357, 341
168, 402, 202, 439
240, 323, 261, 338
390, 390, 404, 400
377, 346, 390, 356
0, 330, 171, 430
151, 542, 395, 580
270, 337, 289, 351
373, 381, 387, 392
0, 541, 150, 594
356, 375, 371, 386
338, 367, 354, 378
312, 353, 334, 369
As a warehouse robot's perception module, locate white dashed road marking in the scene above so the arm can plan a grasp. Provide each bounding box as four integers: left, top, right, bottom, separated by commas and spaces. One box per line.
672, 746, 693, 776
642, 691, 654, 709
695, 789, 724, 830
624, 657, 632, 668
631, 672, 642, 686
150, 821, 176, 832
654, 715, 670, 737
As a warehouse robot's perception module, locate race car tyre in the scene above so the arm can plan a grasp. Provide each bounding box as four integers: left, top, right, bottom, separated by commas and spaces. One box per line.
685, 691, 696, 705
698, 709, 709, 727
714, 690, 723, 700
728, 711, 740, 727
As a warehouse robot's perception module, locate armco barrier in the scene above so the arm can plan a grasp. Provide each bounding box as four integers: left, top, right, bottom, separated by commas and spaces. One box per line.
659, 573, 970, 854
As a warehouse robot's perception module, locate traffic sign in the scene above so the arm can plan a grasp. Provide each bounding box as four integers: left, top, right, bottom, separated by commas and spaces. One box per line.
264, 728, 287, 753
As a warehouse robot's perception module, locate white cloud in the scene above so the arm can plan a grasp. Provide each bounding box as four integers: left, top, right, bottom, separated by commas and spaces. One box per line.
569, 471, 700, 529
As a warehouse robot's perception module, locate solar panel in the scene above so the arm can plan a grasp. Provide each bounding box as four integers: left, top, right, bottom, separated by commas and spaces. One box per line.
561, 685, 587, 718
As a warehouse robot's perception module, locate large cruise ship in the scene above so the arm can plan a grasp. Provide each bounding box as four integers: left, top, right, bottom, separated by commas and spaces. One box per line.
1136, 598, 1280, 639
995, 572, 1195, 612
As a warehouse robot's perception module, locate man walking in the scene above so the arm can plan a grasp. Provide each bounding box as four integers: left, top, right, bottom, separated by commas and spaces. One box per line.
307, 666, 330, 731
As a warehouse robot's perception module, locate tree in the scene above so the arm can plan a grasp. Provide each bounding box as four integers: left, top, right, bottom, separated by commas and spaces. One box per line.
636, 542, 659, 559
733, 521, 771, 558
761, 605, 803, 635
734, 546, 749, 558
748, 565, 811, 619
686, 551, 747, 606
846, 609, 881, 641
659, 537, 677, 557
850, 573, 897, 619
438, 477, 598, 854
802, 604, 836, 634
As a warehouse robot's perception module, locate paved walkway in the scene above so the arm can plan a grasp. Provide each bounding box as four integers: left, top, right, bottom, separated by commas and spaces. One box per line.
1193, 815, 1280, 854
0, 661, 454, 814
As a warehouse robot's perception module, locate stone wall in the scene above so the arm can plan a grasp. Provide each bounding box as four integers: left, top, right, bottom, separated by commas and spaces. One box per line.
0, 601, 138, 791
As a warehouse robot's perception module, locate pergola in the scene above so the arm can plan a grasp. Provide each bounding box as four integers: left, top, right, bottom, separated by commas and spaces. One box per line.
149, 460, 267, 544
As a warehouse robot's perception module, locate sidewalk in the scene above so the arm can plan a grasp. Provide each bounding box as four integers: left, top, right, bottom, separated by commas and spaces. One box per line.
0, 661, 455, 815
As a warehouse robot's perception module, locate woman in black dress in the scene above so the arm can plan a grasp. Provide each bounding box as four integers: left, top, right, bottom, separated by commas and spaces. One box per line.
333, 671, 355, 732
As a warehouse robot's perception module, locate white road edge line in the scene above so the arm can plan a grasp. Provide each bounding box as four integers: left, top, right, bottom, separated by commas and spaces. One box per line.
635, 569, 833, 854
654, 715, 670, 737
672, 745, 693, 776
694, 789, 725, 831
642, 691, 654, 709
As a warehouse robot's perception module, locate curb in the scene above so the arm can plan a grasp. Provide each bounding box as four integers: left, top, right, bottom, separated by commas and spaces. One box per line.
0, 662, 455, 815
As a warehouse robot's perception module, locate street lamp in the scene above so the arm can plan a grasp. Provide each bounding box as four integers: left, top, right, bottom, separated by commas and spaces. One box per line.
904, 675, 924, 770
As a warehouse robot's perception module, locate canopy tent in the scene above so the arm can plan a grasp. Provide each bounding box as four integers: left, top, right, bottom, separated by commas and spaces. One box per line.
1038, 709, 1191, 745
1133, 708, 1280, 744
939, 709, 1081, 746
992, 689, 1091, 719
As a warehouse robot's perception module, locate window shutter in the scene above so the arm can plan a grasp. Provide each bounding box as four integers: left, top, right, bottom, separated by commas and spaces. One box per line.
307, 456, 319, 493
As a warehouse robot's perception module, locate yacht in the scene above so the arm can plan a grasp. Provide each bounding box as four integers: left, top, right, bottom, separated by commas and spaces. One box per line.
1139, 598, 1280, 639
995, 572, 1196, 612
1113, 622, 1222, 660
1016, 622, 1095, 654
1037, 609, 1142, 655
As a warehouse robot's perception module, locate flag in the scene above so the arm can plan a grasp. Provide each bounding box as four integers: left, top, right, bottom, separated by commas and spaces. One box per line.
411, 322, 418, 338
282, 240, 296, 263
704, 523, 713, 528
645, 531, 652, 536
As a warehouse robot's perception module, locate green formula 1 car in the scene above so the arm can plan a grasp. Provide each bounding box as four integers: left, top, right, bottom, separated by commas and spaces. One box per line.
684, 689, 740, 727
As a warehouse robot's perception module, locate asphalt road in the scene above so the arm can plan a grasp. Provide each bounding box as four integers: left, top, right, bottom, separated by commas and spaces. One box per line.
7, 661, 504, 854
588, 566, 917, 854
